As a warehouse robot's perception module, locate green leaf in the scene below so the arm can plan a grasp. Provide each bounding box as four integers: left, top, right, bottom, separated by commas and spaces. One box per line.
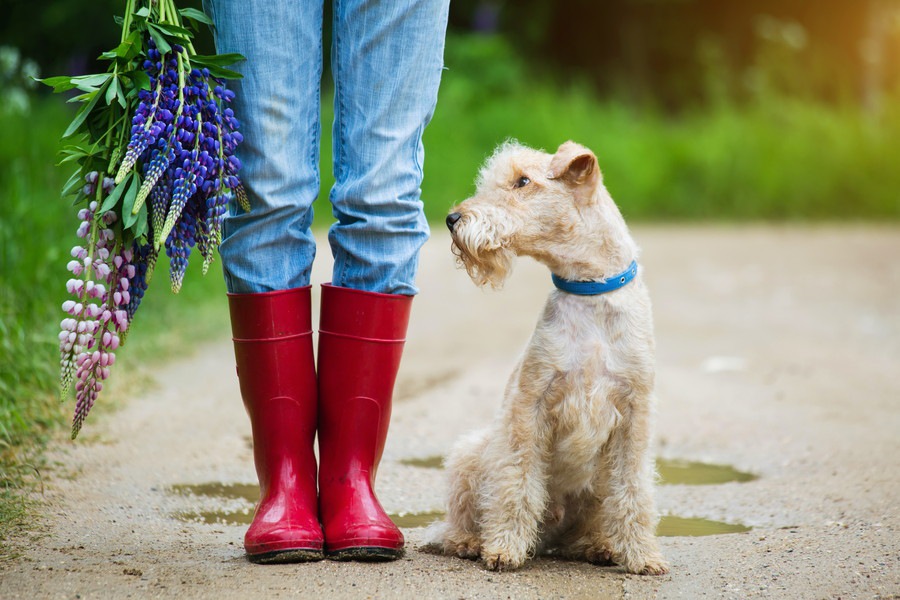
128, 70, 151, 92
179, 7, 213, 26
105, 77, 119, 106
100, 176, 128, 212
63, 84, 106, 138
131, 200, 149, 238
36, 75, 77, 93
58, 152, 86, 165
62, 170, 84, 197
153, 23, 192, 38
191, 53, 245, 67
67, 91, 99, 104
121, 172, 142, 228
135, 6, 151, 18
147, 25, 172, 54
71, 73, 112, 92
203, 65, 243, 80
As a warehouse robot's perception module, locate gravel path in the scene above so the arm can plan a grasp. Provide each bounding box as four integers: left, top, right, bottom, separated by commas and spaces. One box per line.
2, 226, 898, 599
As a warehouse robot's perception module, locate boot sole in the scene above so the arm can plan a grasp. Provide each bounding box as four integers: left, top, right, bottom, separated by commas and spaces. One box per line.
247, 548, 324, 564
326, 546, 405, 562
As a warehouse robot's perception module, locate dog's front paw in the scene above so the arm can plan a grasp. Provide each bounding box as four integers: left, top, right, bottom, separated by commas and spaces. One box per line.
481, 546, 525, 572
624, 553, 669, 576
446, 536, 481, 560
584, 544, 615, 566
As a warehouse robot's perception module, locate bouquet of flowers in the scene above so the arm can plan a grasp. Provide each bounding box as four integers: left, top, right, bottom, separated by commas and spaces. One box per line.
42, 0, 246, 438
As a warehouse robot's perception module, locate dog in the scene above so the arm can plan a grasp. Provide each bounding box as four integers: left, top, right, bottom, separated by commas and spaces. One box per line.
426, 140, 668, 575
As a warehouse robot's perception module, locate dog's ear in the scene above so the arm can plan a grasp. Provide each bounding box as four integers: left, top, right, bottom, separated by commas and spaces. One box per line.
547, 141, 600, 205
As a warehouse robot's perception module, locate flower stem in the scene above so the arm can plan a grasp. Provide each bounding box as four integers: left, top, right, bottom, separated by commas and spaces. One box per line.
121, 0, 135, 43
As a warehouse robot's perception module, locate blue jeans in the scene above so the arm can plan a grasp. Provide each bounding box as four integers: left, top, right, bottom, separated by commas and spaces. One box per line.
204, 0, 449, 295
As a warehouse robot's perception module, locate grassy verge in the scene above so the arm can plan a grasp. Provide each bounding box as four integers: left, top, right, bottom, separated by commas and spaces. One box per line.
2, 32, 898, 555
0, 99, 230, 555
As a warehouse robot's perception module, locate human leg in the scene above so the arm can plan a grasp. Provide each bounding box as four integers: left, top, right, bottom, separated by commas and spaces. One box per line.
317, 0, 450, 560
327, 0, 450, 295
205, 0, 325, 562
205, 0, 323, 293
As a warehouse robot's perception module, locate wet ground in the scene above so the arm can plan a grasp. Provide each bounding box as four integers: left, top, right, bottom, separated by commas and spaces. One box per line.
1, 226, 898, 599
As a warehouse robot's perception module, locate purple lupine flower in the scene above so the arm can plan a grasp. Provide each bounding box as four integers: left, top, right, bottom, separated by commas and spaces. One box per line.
133, 136, 175, 213
165, 203, 197, 293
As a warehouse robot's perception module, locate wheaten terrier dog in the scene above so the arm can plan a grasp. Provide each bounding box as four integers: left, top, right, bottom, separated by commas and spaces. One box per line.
427, 140, 668, 575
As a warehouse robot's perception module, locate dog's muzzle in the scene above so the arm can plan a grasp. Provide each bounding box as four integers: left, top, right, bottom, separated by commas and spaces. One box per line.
446, 212, 462, 231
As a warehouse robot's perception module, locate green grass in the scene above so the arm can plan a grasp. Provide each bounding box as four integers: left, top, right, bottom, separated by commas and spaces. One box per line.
2, 32, 899, 553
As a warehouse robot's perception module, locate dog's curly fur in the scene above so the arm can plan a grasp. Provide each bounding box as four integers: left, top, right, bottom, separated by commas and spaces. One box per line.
425, 141, 668, 576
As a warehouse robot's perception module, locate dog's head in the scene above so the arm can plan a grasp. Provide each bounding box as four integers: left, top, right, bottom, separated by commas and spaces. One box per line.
447, 140, 623, 287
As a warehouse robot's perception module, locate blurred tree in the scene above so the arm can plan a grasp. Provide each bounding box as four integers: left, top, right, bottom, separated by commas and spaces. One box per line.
449, 0, 900, 108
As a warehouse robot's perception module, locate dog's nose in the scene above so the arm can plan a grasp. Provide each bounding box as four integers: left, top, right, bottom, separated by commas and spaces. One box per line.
446, 212, 462, 231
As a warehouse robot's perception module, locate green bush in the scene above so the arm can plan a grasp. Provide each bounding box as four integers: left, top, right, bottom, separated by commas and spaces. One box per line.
422, 34, 900, 222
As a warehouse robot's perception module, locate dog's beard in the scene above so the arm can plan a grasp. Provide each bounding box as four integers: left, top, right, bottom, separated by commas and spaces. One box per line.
450, 216, 515, 289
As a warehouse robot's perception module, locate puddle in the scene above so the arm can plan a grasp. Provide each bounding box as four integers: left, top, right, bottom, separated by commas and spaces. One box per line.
171, 482, 258, 526
384, 510, 747, 536
171, 482, 259, 502
657, 516, 750, 536
656, 458, 756, 485
399, 455, 445, 469
174, 505, 748, 537
388, 511, 446, 528
397, 456, 757, 487
170, 458, 755, 533
175, 508, 254, 526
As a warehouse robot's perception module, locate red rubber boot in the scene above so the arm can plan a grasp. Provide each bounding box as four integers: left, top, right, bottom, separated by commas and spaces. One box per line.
228, 286, 324, 563
316, 284, 412, 560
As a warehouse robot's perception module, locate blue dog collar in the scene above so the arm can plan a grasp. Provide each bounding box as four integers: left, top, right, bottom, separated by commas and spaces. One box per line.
551, 260, 639, 296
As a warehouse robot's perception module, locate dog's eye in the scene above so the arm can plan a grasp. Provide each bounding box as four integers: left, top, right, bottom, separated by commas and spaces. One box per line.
514, 176, 531, 189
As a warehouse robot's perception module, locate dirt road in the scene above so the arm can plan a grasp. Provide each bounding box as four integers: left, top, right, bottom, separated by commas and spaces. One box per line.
2, 226, 898, 599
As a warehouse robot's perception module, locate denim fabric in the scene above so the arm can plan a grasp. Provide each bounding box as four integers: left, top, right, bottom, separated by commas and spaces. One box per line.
204, 0, 449, 295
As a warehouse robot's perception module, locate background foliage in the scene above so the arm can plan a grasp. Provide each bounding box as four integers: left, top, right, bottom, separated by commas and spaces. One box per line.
1, 0, 898, 551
